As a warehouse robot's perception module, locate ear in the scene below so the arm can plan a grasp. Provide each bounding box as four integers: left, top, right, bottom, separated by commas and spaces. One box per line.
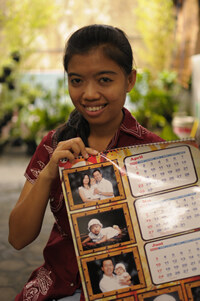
127, 69, 137, 92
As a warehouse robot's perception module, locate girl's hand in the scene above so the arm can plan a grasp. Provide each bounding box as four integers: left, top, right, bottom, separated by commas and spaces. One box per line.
43, 137, 98, 180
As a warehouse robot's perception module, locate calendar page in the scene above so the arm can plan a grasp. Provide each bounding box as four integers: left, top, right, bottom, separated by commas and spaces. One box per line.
59, 140, 200, 301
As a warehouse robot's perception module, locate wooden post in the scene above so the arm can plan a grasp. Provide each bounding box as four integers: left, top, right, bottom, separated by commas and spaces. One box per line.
172, 0, 200, 87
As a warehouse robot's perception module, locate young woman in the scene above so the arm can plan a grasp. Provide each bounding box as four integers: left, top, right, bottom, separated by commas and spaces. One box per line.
9, 24, 164, 301
78, 174, 99, 202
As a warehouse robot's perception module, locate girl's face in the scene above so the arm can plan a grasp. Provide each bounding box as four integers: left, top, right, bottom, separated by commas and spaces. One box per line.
67, 47, 136, 132
83, 175, 89, 186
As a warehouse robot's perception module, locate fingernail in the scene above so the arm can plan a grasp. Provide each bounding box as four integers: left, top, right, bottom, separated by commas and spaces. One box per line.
92, 150, 99, 155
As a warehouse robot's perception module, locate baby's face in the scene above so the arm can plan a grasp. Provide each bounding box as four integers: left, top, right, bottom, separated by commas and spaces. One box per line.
90, 178, 96, 185
90, 224, 101, 235
115, 267, 125, 275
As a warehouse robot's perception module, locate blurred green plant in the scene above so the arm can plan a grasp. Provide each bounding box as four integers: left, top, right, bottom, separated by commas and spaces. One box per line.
0, 53, 43, 150
17, 79, 73, 154
0, 53, 73, 154
129, 69, 181, 140
135, 0, 175, 75
0, 0, 64, 154
0, 0, 60, 69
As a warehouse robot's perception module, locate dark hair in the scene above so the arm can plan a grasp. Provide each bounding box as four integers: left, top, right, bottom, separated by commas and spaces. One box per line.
92, 168, 102, 176
54, 24, 134, 144
81, 173, 90, 187
101, 257, 114, 268
64, 24, 133, 75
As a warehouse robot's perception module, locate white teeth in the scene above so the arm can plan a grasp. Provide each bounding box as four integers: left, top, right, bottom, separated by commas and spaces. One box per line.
86, 106, 104, 112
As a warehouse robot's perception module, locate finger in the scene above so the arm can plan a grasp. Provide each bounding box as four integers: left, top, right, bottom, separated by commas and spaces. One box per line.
69, 143, 83, 158
69, 142, 91, 159
58, 138, 89, 159
53, 150, 76, 163
57, 138, 85, 158
85, 147, 99, 156
57, 138, 99, 159
57, 138, 82, 151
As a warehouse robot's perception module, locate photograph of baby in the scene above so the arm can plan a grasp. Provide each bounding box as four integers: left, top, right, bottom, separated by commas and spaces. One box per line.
76, 207, 132, 250
86, 251, 141, 295
67, 164, 121, 206
82, 218, 122, 246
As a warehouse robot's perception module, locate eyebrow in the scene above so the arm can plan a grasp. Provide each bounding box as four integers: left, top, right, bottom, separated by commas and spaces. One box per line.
97, 71, 117, 75
68, 71, 117, 77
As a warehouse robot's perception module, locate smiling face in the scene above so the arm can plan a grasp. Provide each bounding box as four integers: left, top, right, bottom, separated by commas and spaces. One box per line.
67, 47, 136, 134
93, 170, 102, 183
101, 259, 114, 277
82, 174, 90, 186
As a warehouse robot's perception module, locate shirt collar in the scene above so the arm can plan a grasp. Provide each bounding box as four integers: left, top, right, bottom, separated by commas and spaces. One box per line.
107, 107, 143, 149
120, 107, 143, 138
103, 273, 116, 279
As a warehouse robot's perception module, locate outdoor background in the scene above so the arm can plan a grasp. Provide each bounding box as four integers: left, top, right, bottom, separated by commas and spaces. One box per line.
0, 0, 200, 300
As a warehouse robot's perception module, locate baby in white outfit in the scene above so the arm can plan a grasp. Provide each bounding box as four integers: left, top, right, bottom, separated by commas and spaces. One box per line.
82, 218, 121, 245
114, 263, 131, 289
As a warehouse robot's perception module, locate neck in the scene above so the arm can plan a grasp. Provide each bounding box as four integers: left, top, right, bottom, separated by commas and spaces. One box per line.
106, 274, 114, 278
88, 131, 113, 152
88, 111, 123, 152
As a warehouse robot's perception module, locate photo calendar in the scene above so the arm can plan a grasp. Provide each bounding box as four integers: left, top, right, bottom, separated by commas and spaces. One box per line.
59, 139, 200, 301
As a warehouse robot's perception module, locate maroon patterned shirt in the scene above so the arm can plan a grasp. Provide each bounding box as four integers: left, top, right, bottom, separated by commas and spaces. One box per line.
15, 108, 164, 301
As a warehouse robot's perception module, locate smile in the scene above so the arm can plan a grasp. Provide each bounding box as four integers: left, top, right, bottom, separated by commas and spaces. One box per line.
85, 105, 105, 112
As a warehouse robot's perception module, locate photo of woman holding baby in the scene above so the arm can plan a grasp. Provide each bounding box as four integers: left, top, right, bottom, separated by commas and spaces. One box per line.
67, 164, 120, 207
78, 174, 100, 203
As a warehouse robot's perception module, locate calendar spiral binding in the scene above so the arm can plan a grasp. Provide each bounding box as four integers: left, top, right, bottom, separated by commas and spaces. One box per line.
100, 137, 197, 156
60, 138, 197, 162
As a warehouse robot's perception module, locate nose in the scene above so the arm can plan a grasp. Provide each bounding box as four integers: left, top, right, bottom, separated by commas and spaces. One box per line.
83, 82, 100, 101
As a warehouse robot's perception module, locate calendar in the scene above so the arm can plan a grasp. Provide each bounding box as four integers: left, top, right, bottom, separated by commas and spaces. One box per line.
135, 186, 200, 240
145, 231, 200, 284
59, 140, 200, 301
125, 145, 197, 197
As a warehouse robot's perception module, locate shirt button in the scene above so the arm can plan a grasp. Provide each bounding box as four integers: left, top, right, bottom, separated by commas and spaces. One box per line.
70, 283, 74, 286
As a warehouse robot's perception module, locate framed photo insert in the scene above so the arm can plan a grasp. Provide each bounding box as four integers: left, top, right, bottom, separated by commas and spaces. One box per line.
62, 160, 125, 211
81, 247, 146, 300
72, 203, 136, 255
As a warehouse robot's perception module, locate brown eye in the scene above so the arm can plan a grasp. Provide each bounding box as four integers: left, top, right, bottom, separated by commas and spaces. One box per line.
99, 77, 112, 83
70, 78, 82, 85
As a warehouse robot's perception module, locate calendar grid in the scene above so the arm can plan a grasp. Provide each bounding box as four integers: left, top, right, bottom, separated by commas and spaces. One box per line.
145, 231, 200, 285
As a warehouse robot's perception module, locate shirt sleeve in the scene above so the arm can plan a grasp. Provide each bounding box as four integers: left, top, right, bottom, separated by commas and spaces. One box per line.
25, 130, 56, 184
